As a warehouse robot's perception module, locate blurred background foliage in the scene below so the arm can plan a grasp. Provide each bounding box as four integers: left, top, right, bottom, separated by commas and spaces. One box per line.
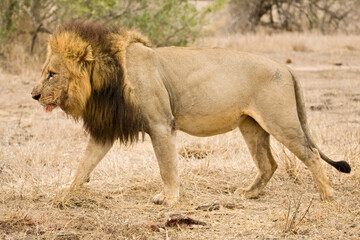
0, 0, 359, 57
228, 0, 360, 33
0, 0, 226, 51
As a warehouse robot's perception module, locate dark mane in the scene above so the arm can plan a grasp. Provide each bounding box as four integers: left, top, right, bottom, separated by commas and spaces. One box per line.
82, 83, 146, 145
57, 20, 115, 45
57, 20, 146, 144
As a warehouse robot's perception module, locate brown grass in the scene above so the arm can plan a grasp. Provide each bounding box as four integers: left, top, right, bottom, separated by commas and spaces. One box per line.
202, 32, 360, 53
1, 33, 360, 239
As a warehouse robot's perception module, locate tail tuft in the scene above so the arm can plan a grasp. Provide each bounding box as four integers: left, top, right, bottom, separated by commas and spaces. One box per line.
333, 161, 351, 173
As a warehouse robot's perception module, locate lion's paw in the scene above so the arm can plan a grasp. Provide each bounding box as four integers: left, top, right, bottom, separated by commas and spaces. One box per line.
53, 185, 99, 208
151, 192, 179, 205
54, 184, 85, 201
56, 184, 72, 194
319, 187, 334, 201
234, 188, 260, 199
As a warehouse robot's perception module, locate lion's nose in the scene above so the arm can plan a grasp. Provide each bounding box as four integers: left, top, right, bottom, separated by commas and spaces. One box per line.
32, 93, 41, 101
31, 87, 41, 101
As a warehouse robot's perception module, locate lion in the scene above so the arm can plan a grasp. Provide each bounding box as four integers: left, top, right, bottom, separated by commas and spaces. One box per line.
31, 21, 351, 205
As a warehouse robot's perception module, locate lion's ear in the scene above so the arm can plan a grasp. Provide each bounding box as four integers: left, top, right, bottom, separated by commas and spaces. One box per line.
78, 45, 94, 64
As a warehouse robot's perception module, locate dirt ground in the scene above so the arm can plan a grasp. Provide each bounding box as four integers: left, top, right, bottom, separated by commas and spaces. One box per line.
0, 35, 360, 239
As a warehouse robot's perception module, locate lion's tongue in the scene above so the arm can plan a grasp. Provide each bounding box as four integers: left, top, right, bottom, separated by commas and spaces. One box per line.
44, 105, 57, 112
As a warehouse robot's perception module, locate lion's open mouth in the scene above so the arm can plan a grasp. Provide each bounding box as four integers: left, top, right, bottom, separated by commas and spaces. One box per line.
42, 103, 58, 112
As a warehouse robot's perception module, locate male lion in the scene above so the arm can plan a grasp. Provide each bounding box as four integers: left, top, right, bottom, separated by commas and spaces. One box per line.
32, 21, 350, 205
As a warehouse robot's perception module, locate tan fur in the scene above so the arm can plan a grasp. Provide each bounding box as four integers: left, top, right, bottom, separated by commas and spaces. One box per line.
32, 21, 350, 205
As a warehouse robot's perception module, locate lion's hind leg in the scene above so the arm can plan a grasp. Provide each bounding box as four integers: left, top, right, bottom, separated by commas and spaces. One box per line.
273, 130, 334, 200
254, 109, 334, 200
235, 116, 278, 198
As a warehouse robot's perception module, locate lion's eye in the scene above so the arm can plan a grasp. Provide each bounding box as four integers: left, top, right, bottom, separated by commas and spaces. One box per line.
48, 72, 56, 79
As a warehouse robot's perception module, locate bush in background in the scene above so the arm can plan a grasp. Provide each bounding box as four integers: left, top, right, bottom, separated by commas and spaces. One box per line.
0, 0, 225, 54
228, 0, 360, 33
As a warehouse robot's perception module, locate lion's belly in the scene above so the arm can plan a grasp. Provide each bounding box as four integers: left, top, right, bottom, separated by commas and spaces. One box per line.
175, 112, 245, 137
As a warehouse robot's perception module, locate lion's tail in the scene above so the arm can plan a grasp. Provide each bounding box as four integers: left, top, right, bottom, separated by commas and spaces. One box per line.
291, 71, 351, 173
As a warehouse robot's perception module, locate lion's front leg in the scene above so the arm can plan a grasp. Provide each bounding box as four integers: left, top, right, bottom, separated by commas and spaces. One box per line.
150, 125, 179, 205
70, 136, 113, 190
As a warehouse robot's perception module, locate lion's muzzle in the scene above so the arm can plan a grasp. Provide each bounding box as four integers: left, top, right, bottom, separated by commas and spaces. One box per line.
31, 85, 42, 101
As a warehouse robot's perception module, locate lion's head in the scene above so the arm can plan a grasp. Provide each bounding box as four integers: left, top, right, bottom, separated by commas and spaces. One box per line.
31, 22, 103, 117
32, 21, 150, 143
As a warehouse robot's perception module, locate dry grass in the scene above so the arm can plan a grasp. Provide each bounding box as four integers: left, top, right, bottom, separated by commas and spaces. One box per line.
1, 33, 360, 239
202, 32, 360, 53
